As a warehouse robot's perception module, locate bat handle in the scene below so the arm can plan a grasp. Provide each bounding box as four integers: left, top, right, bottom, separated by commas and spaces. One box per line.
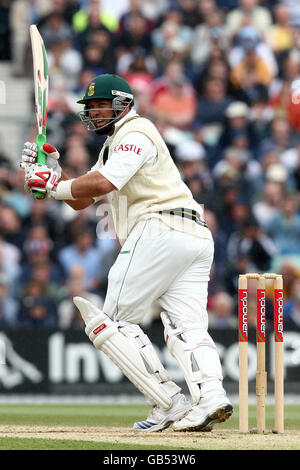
34, 133, 47, 199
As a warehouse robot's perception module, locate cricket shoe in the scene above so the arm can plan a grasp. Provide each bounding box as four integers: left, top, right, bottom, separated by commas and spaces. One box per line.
173, 390, 233, 432
133, 393, 191, 432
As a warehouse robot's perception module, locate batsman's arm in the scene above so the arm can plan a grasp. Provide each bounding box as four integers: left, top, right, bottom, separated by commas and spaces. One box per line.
58, 170, 94, 210
55, 170, 116, 207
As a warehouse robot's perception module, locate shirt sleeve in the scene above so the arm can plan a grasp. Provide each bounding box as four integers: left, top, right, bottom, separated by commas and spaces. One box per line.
97, 131, 157, 190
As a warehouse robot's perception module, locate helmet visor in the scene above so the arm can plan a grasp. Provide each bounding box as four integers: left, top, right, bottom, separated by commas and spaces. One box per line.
78, 100, 132, 132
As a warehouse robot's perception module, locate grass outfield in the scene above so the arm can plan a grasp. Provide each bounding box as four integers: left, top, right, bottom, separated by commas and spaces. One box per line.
0, 403, 299, 450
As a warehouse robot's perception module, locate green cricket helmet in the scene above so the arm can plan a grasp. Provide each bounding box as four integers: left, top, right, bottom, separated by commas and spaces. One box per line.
77, 74, 135, 133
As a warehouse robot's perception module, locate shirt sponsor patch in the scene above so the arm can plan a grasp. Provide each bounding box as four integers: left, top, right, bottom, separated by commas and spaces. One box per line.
114, 144, 142, 155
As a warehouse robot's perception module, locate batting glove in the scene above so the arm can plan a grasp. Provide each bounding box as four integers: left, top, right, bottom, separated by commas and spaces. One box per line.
20, 142, 38, 168
20, 142, 62, 179
24, 163, 59, 199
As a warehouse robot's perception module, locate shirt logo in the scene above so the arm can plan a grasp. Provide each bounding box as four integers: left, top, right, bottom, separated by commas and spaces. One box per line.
114, 144, 142, 155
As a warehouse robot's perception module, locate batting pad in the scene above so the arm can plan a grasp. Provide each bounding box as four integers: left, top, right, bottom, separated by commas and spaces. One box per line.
161, 312, 223, 405
73, 296, 173, 409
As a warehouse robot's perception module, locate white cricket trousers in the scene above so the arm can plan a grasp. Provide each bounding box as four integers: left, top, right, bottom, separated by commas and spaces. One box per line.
103, 218, 214, 327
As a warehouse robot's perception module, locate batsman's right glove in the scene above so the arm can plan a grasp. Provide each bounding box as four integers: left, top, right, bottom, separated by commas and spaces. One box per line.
20, 142, 62, 179
24, 163, 59, 198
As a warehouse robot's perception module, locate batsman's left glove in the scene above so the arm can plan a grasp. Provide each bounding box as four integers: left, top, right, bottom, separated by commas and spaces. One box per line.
24, 164, 59, 199
20, 142, 62, 179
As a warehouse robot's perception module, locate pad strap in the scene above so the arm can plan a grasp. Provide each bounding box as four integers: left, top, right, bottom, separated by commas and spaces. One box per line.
161, 312, 223, 405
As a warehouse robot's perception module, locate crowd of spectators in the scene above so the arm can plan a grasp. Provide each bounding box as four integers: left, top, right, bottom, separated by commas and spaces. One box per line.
1, 0, 300, 331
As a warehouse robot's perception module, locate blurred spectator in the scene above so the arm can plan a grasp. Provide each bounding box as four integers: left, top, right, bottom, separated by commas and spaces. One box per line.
219, 199, 253, 239
195, 77, 232, 128
265, 192, 300, 256
84, 28, 116, 73
265, 163, 289, 190
118, 0, 152, 35
47, 38, 83, 92
2, 167, 32, 219
253, 180, 285, 229
82, 42, 109, 77
219, 101, 259, 154
72, 0, 120, 35
283, 0, 300, 28
208, 291, 238, 328
62, 210, 98, 245
226, 216, 278, 272
59, 128, 101, 168
229, 27, 278, 80
225, 0, 272, 36
20, 225, 64, 287
17, 280, 58, 328
9, 0, 52, 76
122, 50, 156, 104
287, 143, 300, 190
138, 0, 170, 24
151, 7, 194, 68
265, 258, 300, 307
195, 0, 218, 24
270, 50, 300, 99
116, 12, 153, 56
0, 273, 19, 328
19, 257, 65, 307
201, 57, 230, 85
265, 3, 293, 55
284, 292, 300, 327
62, 146, 90, 178
171, 0, 199, 28
190, 9, 229, 70
0, 205, 24, 250
22, 224, 53, 256
150, 59, 189, 102
0, 0, 12, 60
40, 11, 74, 48
72, 5, 113, 54
151, 75, 197, 129
230, 37, 275, 101
259, 146, 282, 180
248, 85, 274, 148
57, 265, 104, 329
0, 232, 21, 295
0, 136, 13, 171
175, 140, 207, 175
283, 274, 300, 327
213, 146, 262, 201
22, 198, 65, 250
223, 254, 252, 297
258, 116, 297, 159
269, 52, 300, 130
58, 228, 103, 292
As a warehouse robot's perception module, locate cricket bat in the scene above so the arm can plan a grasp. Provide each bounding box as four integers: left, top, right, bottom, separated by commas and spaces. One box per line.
29, 24, 49, 199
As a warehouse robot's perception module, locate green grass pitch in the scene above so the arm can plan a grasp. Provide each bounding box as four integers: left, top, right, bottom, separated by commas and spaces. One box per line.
0, 403, 299, 450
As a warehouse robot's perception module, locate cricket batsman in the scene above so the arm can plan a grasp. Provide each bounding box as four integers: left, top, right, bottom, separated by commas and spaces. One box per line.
21, 74, 233, 432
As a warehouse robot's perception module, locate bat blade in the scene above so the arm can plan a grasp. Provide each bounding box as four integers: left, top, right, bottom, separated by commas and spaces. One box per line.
29, 24, 49, 199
